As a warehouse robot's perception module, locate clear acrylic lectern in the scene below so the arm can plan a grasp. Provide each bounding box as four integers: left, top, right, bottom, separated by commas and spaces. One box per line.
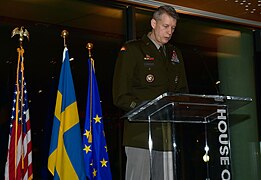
123, 93, 252, 180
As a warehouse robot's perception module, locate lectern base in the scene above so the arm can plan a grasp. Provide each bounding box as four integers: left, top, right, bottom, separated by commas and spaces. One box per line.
125, 147, 174, 180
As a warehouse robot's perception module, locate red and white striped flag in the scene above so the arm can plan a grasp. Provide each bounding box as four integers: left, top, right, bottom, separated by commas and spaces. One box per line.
5, 48, 33, 180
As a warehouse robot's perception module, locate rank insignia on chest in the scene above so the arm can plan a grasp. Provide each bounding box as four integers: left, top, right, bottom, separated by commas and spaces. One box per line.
146, 74, 154, 83
171, 50, 180, 64
144, 54, 154, 61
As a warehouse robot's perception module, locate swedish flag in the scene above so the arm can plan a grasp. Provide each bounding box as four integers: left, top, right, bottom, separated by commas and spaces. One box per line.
48, 47, 86, 179
83, 58, 112, 180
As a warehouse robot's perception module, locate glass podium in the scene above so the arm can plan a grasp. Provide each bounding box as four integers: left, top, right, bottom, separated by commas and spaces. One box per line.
123, 93, 252, 180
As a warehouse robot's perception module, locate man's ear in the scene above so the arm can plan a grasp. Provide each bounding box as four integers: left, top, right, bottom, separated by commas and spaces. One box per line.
151, 19, 156, 29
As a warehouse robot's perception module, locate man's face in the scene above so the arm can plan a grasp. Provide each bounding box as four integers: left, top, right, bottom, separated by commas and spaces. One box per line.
151, 13, 177, 46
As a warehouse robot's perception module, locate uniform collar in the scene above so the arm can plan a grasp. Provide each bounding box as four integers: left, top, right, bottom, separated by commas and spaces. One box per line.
142, 34, 154, 47
142, 33, 167, 50
147, 33, 161, 50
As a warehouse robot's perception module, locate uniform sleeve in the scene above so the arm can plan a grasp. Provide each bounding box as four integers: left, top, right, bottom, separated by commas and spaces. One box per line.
113, 43, 139, 112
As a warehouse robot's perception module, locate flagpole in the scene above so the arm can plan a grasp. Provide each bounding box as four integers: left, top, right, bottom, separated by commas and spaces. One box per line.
48, 30, 86, 179
83, 42, 112, 179
14, 48, 20, 179
11, 26, 29, 178
86, 43, 94, 143
61, 30, 69, 47
19, 48, 25, 171
86, 43, 93, 58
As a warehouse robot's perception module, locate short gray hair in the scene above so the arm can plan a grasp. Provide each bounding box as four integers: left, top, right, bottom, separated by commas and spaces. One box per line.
153, 5, 179, 21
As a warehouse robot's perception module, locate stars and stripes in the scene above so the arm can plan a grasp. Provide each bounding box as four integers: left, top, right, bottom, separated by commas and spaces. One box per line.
5, 47, 33, 180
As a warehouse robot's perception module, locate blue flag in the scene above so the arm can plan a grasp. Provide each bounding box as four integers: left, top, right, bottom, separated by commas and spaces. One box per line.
48, 47, 86, 180
83, 58, 112, 180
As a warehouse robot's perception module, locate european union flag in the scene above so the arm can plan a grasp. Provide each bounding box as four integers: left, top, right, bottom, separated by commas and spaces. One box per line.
48, 47, 86, 180
83, 58, 112, 180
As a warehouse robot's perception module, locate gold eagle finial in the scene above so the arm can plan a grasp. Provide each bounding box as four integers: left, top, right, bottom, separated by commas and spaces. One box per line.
11, 26, 29, 46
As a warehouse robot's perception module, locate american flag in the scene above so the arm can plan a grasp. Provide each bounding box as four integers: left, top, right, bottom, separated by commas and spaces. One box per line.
5, 48, 33, 180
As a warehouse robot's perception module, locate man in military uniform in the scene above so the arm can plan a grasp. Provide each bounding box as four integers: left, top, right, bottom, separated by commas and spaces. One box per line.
113, 5, 188, 180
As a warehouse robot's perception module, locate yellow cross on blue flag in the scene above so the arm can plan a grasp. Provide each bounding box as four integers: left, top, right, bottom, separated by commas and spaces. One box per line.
83, 57, 112, 180
48, 47, 86, 179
